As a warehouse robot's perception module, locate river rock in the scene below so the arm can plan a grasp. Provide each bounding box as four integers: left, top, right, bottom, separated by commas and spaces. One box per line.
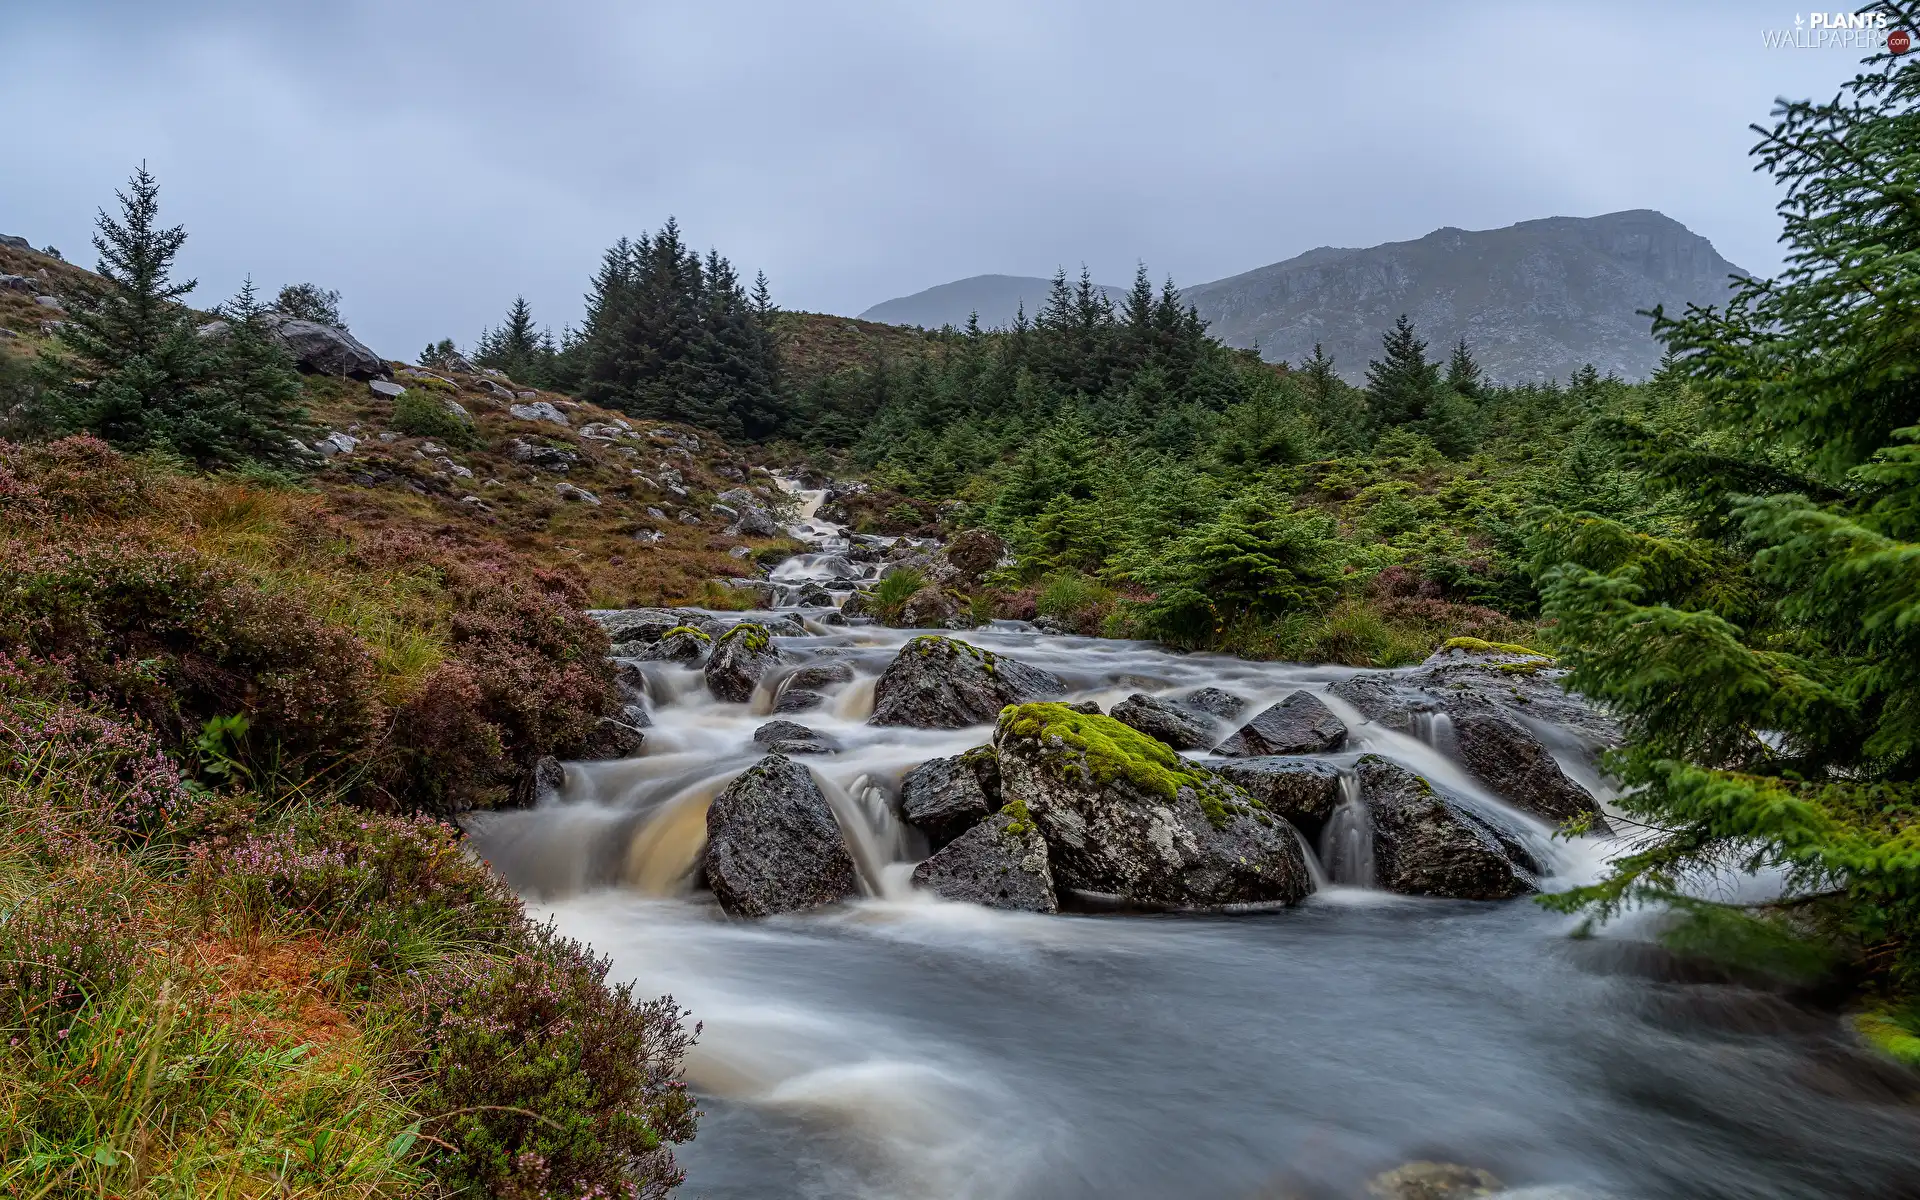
940, 528, 1007, 585
1180, 687, 1247, 720
840, 592, 873, 619
1366, 1161, 1503, 1200
1359, 756, 1539, 900
899, 584, 961, 628
262, 314, 387, 379
1109, 693, 1218, 751
704, 754, 859, 917
1203, 757, 1344, 840
899, 747, 1001, 850
1213, 691, 1348, 756
593, 607, 724, 644
705, 622, 784, 703
785, 660, 856, 692
527, 754, 565, 806
911, 802, 1057, 913
869, 635, 1067, 729
583, 712, 647, 759
772, 689, 824, 713
995, 703, 1312, 908
1450, 709, 1611, 832
752, 719, 838, 755
636, 625, 713, 665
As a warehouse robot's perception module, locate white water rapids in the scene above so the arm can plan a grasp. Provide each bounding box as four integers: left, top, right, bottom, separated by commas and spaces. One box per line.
464, 489, 1920, 1200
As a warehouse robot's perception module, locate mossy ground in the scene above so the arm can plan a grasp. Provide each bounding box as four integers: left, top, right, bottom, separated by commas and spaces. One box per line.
997, 702, 1260, 829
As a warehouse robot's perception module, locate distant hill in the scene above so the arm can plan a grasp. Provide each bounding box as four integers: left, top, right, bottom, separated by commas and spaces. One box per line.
858, 273, 1128, 330
1180, 210, 1746, 384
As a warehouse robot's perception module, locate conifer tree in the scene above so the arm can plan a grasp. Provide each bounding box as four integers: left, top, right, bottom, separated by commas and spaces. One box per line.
1537, 7, 1920, 1034
1445, 338, 1482, 397
1364, 314, 1439, 429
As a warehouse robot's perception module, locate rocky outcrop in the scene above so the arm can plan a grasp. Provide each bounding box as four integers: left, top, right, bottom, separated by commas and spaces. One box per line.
1328, 642, 1611, 832
899, 747, 1001, 850
1203, 756, 1343, 840
911, 801, 1057, 912
1359, 756, 1539, 900
752, 719, 839, 755
1109, 693, 1218, 751
704, 754, 859, 917
869, 635, 1066, 728
1213, 691, 1348, 756
995, 703, 1312, 908
261, 314, 387, 379
704, 622, 785, 703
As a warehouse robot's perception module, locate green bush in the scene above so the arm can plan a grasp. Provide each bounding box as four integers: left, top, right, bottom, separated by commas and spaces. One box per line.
391, 389, 480, 447
871, 567, 925, 623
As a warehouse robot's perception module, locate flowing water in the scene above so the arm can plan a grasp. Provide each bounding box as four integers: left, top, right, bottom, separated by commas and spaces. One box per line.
466, 500, 1920, 1200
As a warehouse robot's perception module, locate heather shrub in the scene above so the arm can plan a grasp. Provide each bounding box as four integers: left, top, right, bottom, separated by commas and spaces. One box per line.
0, 694, 199, 841
0, 435, 152, 528
0, 885, 141, 1045
396, 925, 699, 1199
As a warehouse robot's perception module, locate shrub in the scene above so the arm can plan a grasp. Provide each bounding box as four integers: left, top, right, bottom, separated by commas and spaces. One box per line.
0, 695, 198, 840
0, 885, 140, 1045
1035, 571, 1113, 630
871, 567, 925, 624
391, 389, 480, 448
396, 926, 698, 1199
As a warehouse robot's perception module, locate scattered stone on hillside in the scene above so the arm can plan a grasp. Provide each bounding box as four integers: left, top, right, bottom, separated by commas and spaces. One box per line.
443, 351, 476, 372
677, 510, 701, 525
0, 236, 30, 252
505, 438, 578, 472
900, 748, 1001, 849
704, 754, 859, 918
1359, 756, 1539, 900
34, 295, 65, 310
728, 546, 753, 559
556, 482, 600, 505
313, 431, 359, 457
435, 457, 473, 479
1180, 687, 1247, 720
510, 400, 570, 427
1202, 756, 1344, 840
995, 703, 1312, 908
752, 719, 838, 755
0, 328, 15, 340
912, 802, 1058, 912
716, 578, 775, 607
261, 314, 387, 379
1109, 693, 1218, 751
1214, 691, 1348, 757
515, 390, 538, 400
869, 635, 1067, 728
1365, 1161, 1504, 1200
368, 379, 406, 399
705, 622, 785, 703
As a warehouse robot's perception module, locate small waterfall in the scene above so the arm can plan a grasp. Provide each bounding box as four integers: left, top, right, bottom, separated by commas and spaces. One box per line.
1321, 769, 1376, 888
623, 775, 731, 895
1410, 709, 1454, 754
816, 772, 910, 898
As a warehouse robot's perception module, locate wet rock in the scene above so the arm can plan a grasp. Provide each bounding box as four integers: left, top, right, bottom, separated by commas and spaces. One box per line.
912, 802, 1058, 913
1110, 693, 1218, 751
1450, 710, 1611, 832
785, 661, 855, 692
1366, 1161, 1503, 1200
637, 625, 713, 664
839, 592, 874, 619
583, 712, 647, 759
1031, 615, 1069, 635
594, 607, 722, 644
704, 754, 859, 917
995, 703, 1312, 909
772, 689, 825, 713
1180, 687, 1247, 720
705, 622, 785, 703
900, 748, 1001, 850
262, 314, 387, 379
869, 635, 1067, 729
527, 754, 566, 806
752, 719, 839, 755
794, 582, 835, 607
1214, 691, 1348, 756
940, 527, 1008, 585
899, 584, 960, 628
1203, 757, 1344, 840
725, 612, 806, 638
1359, 756, 1539, 900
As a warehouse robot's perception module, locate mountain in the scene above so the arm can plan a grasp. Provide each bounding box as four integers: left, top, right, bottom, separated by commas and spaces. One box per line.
1180, 210, 1746, 384
859, 273, 1128, 329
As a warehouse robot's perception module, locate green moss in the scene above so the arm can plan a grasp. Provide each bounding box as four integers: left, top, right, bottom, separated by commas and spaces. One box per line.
997, 798, 1034, 838
959, 744, 998, 769
1495, 660, 1546, 675
997, 702, 1256, 829
1855, 1010, 1920, 1066
1441, 636, 1550, 660
718, 622, 770, 653
662, 625, 712, 643
907, 633, 997, 676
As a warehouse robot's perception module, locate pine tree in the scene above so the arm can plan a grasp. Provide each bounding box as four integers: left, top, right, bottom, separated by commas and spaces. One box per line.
751, 270, 776, 319
28, 166, 305, 465
274, 282, 345, 329
1537, 9, 1920, 1035
1364, 314, 1439, 429
1445, 338, 1482, 397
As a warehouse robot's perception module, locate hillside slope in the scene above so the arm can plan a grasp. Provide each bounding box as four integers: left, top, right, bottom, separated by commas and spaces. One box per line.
858, 272, 1128, 329
1181, 209, 1746, 383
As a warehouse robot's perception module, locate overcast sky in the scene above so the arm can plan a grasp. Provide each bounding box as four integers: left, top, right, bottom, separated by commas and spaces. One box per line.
0, 1, 1870, 359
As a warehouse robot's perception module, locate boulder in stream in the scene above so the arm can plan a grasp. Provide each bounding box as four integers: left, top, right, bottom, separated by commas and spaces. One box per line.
704, 754, 859, 917
1213, 690, 1348, 756
705, 622, 785, 703
1179, 687, 1247, 720
900, 746, 1002, 849
1203, 756, 1344, 840
869, 635, 1066, 728
1359, 755, 1539, 900
995, 703, 1312, 908
1450, 709, 1611, 833
752, 719, 839, 755
912, 801, 1058, 913
636, 624, 713, 665
1365, 1161, 1504, 1200
1109, 692, 1218, 751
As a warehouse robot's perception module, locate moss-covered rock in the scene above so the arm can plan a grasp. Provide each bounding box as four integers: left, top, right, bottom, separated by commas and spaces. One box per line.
868, 634, 1065, 728
704, 621, 784, 703
993, 702, 1311, 909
